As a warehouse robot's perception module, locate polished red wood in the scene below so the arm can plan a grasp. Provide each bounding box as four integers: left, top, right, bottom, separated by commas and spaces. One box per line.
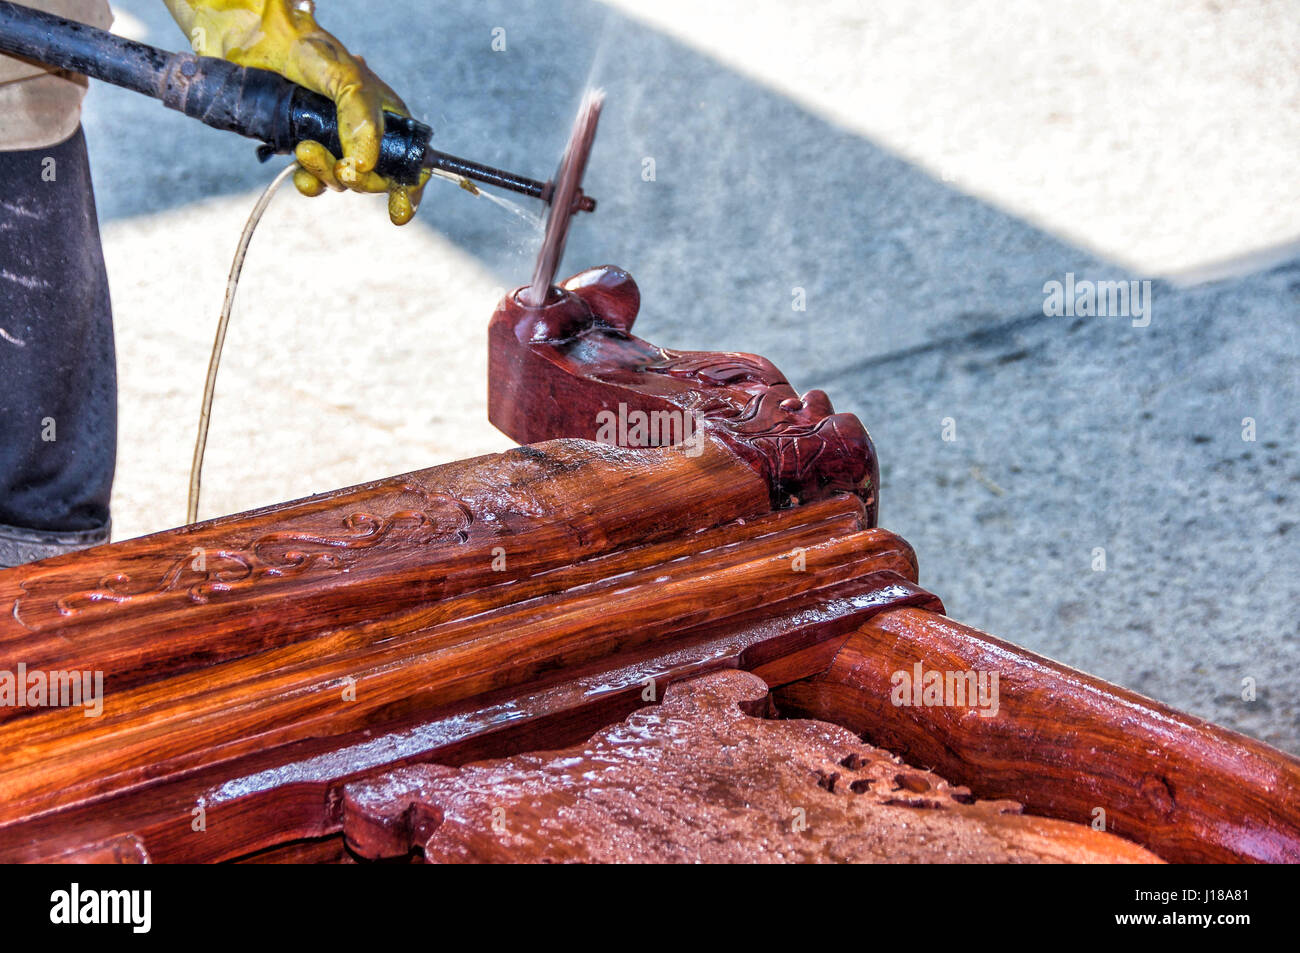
0, 465, 932, 861
776, 609, 1300, 863
0, 438, 768, 714
0, 264, 1295, 865
343, 669, 1161, 863
489, 266, 880, 519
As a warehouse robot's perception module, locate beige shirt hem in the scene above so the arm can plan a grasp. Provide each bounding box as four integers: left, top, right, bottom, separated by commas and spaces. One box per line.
0, 0, 114, 152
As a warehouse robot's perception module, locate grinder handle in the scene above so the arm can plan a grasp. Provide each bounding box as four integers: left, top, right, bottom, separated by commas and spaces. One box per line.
0, 0, 431, 185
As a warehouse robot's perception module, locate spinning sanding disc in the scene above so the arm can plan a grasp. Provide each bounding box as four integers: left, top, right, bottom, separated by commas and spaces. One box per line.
523, 88, 605, 307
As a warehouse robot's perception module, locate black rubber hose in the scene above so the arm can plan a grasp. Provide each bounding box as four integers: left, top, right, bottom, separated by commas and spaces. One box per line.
0, 0, 430, 184
0, 0, 169, 96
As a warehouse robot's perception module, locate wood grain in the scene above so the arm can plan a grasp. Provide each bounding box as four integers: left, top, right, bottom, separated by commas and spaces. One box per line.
0, 526, 917, 822
342, 669, 1161, 863
489, 266, 880, 515
0, 432, 931, 862
775, 607, 1300, 863
0, 437, 769, 715
0, 573, 934, 862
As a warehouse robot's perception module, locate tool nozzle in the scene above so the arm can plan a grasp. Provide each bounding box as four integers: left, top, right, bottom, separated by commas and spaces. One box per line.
423, 148, 596, 214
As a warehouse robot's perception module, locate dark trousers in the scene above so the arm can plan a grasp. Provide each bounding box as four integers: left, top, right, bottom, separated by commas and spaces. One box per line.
0, 125, 115, 564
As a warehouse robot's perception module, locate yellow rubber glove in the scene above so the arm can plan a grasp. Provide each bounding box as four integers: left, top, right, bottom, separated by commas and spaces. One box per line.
163, 0, 427, 224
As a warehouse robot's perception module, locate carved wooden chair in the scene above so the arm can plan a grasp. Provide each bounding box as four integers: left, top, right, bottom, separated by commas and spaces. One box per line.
0, 264, 1296, 863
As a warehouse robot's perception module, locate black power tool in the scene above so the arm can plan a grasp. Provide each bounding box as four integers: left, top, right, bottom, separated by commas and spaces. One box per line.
0, 0, 596, 211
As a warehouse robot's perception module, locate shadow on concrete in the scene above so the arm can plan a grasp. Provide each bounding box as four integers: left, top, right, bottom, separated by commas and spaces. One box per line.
85, 0, 1111, 380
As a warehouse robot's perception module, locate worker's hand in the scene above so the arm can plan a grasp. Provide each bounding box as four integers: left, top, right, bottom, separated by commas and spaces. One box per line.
163, 0, 427, 224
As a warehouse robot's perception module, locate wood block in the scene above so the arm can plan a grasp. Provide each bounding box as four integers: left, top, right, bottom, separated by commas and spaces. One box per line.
0, 438, 770, 711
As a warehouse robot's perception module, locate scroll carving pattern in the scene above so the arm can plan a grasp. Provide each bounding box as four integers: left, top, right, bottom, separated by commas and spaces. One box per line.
13, 480, 473, 630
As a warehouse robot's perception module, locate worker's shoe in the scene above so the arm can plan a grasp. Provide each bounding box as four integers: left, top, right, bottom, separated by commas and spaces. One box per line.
0, 520, 110, 569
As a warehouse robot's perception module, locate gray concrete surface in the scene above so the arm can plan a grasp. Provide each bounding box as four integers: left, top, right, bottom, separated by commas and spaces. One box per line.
75, 1, 1298, 751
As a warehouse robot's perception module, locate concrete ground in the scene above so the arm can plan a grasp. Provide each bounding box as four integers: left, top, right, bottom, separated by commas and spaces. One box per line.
78, 2, 1298, 750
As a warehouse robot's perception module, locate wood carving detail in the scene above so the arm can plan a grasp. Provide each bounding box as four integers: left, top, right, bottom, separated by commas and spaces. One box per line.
342, 670, 1161, 863
13, 480, 472, 631
776, 608, 1300, 864
488, 266, 880, 519
0, 250, 1289, 866
645, 349, 875, 514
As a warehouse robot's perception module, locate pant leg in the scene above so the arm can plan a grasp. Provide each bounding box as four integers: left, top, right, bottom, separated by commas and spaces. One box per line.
0, 125, 115, 566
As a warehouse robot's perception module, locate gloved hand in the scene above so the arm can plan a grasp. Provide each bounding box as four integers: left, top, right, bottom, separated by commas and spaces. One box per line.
163, 0, 427, 224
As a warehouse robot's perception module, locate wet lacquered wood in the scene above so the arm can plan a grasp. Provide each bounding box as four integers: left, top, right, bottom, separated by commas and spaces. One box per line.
775, 608, 1300, 864
0, 518, 916, 823
0, 443, 935, 862
342, 669, 1161, 863
0, 572, 933, 862
0, 259, 1292, 865
489, 267, 880, 517
0, 438, 770, 714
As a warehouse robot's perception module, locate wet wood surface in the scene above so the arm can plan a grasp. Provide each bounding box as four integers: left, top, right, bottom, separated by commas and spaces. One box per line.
489, 266, 880, 516
0, 433, 939, 861
0, 272, 1296, 863
344, 668, 1162, 863
0, 505, 917, 825
0, 438, 1295, 864
0, 575, 930, 862
776, 608, 1300, 863
0, 437, 769, 714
